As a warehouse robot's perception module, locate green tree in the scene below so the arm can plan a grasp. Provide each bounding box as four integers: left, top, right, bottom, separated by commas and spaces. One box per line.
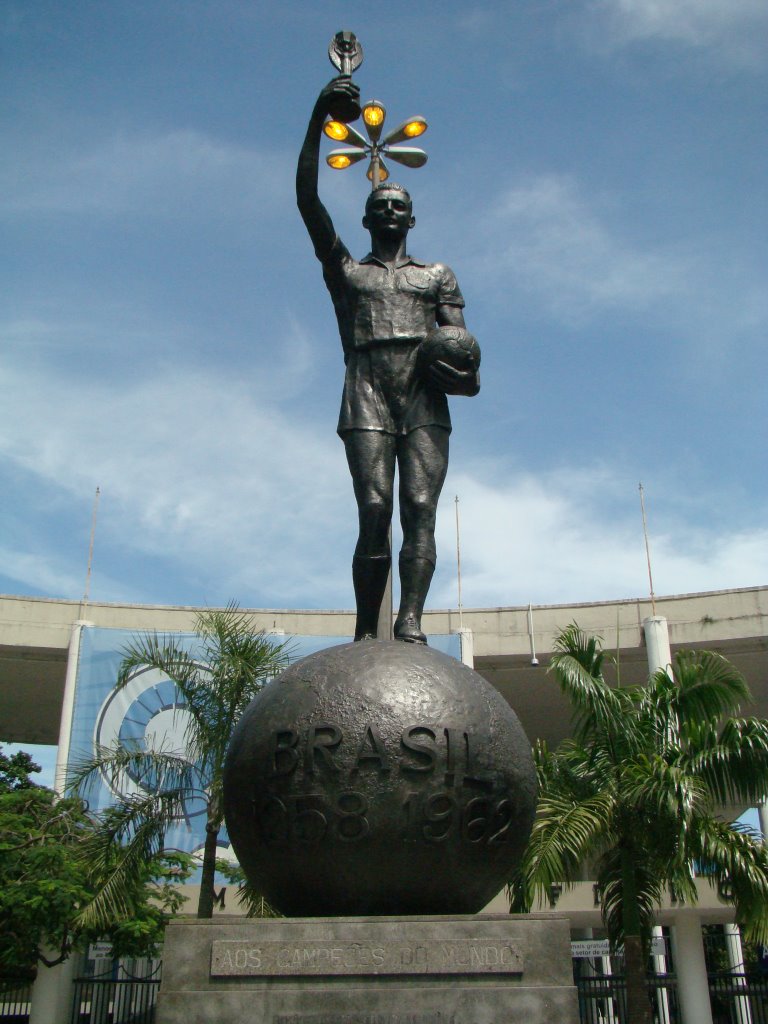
69, 604, 290, 924
0, 747, 42, 791
508, 625, 768, 1024
0, 746, 191, 969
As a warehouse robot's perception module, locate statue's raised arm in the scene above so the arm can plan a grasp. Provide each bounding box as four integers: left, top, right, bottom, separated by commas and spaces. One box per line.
296, 77, 360, 261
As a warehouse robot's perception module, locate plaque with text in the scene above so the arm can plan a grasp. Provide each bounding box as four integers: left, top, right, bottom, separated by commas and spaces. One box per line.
211, 938, 524, 977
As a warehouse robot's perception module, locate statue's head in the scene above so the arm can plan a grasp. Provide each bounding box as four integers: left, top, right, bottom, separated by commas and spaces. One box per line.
363, 183, 415, 238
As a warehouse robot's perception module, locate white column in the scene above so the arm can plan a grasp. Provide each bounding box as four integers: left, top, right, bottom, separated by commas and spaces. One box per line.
54, 620, 92, 795
599, 952, 619, 1023
758, 799, 768, 843
672, 914, 713, 1024
643, 615, 672, 677
652, 925, 672, 1024
458, 627, 474, 668
644, 616, 673, 1024
724, 923, 752, 1024
29, 954, 77, 1024
32, 625, 91, 1021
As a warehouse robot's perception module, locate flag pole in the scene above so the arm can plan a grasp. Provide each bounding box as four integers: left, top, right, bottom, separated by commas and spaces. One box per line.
80, 486, 100, 618
455, 495, 463, 629
639, 482, 656, 617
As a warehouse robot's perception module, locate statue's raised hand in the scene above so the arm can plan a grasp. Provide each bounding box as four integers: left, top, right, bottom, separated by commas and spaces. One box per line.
316, 76, 361, 122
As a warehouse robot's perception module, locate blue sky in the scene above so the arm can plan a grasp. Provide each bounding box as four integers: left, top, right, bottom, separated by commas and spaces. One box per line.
2, 0, 767, 617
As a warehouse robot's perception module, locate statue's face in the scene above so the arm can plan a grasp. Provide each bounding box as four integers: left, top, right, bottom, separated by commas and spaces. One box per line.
363, 190, 415, 239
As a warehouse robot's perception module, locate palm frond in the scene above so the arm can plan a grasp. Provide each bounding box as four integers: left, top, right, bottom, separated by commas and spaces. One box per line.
116, 634, 203, 691
75, 785, 196, 931
235, 881, 282, 919
552, 624, 606, 678
509, 788, 616, 911
670, 650, 751, 724
112, 606, 291, 784
184, 608, 291, 777
687, 717, 768, 806
692, 815, 768, 946
597, 847, 666, 947
550, 629, 629, 745
535, 738, 609, 804
639, 669, 683, 752
67, 745, 196, 805
620, 755, 710, 848
66, 744, 200, 930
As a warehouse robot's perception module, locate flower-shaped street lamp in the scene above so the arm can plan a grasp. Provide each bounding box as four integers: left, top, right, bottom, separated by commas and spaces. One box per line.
324, 100, 428, 190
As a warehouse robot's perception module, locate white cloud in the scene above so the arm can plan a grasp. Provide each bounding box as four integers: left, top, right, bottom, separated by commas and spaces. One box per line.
1, 129, 290, 219
3, 345, 765, 612
469, 174, 686, 320
430, 468, 768, 609
459, 173, 766, 357
0, 548, 85, 601
586, 0, 768, 67
0, 338, 353, 607
2, 322, 765, 613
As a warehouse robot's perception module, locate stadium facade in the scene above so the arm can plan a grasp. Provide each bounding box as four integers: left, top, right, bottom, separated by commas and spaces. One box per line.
1, 586, 766, 1023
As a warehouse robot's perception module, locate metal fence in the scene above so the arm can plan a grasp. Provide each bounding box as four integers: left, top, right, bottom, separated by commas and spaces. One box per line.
576, 974, 680, 1024
708, 972, 768, 1024
70, 962, 161, 1024
575, 971, 768, 1024
0, 975, 33, 1024
4, 957, 765, 1024
576, 974, 626, 1024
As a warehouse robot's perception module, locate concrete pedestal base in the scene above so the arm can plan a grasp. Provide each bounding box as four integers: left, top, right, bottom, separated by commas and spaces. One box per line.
156, 914, 578, 1024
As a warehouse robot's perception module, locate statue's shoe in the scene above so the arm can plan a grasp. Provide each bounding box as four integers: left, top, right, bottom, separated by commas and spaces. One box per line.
394, 614, 427, 645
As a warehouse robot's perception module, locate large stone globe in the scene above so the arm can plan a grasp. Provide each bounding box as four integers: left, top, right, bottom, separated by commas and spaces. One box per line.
223, 640, 536, 916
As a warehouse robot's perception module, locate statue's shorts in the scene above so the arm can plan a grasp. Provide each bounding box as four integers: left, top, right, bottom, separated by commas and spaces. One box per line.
337, 341, 451, 437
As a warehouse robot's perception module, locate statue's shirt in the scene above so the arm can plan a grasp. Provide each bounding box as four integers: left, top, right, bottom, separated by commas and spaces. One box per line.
321, 237, 465, 435
322, 237, 464, 354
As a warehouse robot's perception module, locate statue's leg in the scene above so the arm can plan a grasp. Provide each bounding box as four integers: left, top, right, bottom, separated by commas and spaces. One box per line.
394, 426, 449, 644
343, 429, 396, 640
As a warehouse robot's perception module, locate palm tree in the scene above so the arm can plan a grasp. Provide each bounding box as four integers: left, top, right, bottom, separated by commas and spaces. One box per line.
508, 624, 768, 1024
69, 604, 290, 924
